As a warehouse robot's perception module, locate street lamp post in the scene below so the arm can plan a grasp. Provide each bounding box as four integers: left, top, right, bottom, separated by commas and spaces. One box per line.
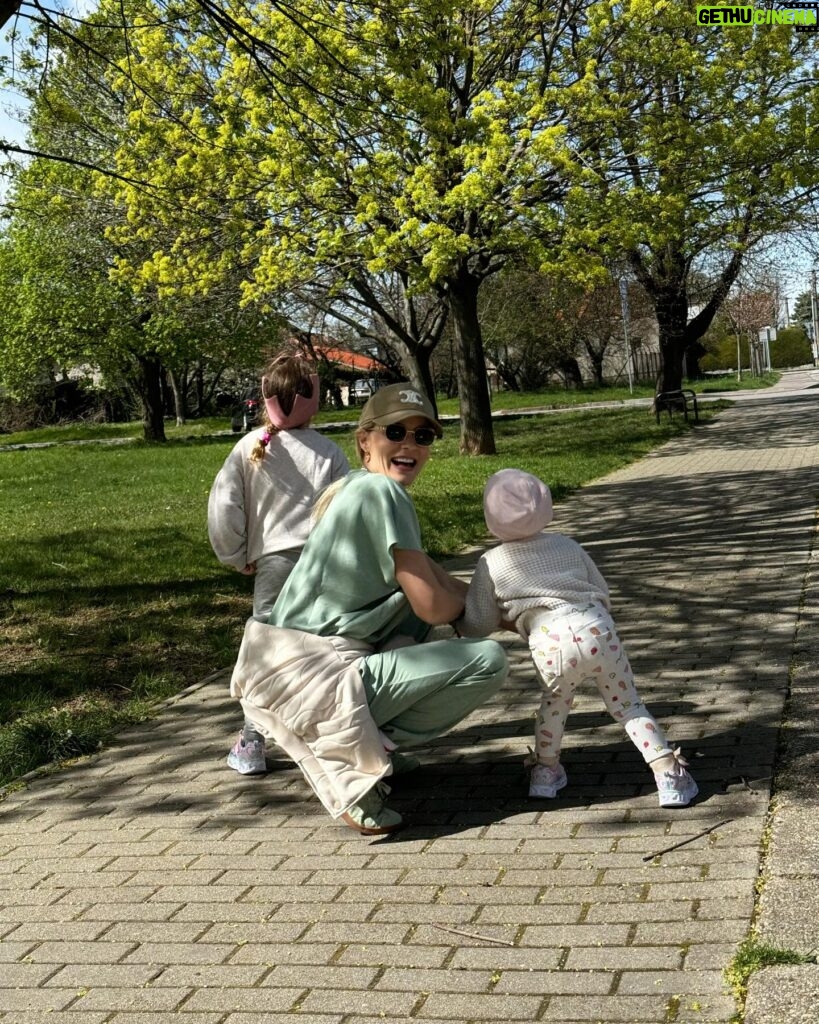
619, 278, 634, 394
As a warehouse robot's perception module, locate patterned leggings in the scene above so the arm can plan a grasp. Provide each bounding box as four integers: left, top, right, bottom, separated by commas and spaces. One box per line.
526, 603, 672, 765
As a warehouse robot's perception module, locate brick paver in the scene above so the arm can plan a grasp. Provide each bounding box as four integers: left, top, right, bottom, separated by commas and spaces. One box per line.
2, 378, 818, 1022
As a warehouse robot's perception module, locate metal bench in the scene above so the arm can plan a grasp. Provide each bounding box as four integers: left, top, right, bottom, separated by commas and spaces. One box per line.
654, 389, 699, 424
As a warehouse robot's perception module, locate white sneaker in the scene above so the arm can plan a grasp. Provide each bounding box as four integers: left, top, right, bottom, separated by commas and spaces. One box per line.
656, 762, 698, 808
529, 762, 568, 799
226, 734, 267, 775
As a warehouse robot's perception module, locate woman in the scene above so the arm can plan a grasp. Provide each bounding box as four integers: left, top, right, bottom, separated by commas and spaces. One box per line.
229, 383, 508, 834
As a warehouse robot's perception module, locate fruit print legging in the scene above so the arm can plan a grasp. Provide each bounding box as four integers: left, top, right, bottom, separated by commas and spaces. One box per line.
526, 602, 673, 766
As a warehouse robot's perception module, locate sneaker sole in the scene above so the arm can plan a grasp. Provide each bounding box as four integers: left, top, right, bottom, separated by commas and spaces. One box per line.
226, 754, 267, 776
529, 776, 568, 799
341, 812, 403, 836
658, 781, 699, 808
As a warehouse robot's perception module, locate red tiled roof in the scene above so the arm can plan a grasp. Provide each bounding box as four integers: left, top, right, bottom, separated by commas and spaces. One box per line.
314, 346, 379, 371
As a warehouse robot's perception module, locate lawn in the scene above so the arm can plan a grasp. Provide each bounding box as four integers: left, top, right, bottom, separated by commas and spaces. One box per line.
0, 400, 725, 787
0, 372, 777, 446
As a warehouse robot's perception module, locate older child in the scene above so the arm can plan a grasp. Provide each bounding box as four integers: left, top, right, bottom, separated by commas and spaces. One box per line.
457, 469, 697, 808
208, 354, 349, 774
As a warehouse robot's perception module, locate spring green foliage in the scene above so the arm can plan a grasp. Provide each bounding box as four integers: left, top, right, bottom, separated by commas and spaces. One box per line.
0, 5, 277, 439
769, 328, 812, 369
100, 1, 601, 452
2, 1, 815, 435
102, 1, 818, 411
564, 2, 819, 391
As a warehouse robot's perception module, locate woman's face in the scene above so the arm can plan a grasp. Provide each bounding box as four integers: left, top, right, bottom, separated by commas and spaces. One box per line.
358, 415, 434, 487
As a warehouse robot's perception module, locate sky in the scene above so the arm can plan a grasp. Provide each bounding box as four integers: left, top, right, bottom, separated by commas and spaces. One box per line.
0, 18, 30, 149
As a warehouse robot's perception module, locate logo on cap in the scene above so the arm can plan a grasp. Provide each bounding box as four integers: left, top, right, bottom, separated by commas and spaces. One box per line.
399, 389, 424, 405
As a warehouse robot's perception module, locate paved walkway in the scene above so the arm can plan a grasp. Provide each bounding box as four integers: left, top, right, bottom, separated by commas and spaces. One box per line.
2, 371, 818, 1023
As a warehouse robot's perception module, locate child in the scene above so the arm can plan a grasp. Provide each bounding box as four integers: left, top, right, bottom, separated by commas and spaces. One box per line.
208, 354, 350, 775
457, 469, 698, 808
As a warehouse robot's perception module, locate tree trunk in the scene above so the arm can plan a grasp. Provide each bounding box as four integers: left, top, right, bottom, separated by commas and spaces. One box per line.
654, 290, 689, 392
684, 340, 707, 380
582, 340, 605, 386
447, 267, 496, 455
496, 363, 520, 391
195, 361, 205, 416
167, 368, 187, 426
135, 353, 167, 442
394, 343, 438, 416
557, 356, 584, 388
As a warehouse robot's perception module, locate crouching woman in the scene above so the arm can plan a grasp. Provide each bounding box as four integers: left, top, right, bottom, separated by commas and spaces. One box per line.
229, 383, 508, 834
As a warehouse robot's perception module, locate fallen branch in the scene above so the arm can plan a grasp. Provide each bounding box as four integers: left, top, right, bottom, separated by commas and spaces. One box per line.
643, 819, 733, 861
432, 924, 515, 947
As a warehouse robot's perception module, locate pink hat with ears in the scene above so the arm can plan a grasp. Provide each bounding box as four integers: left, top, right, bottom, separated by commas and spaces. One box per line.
483, 469, 553, 541
263, 373, 320, 429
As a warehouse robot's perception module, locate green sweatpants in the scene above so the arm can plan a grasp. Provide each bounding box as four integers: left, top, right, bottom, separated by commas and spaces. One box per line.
358, 637, 508, 748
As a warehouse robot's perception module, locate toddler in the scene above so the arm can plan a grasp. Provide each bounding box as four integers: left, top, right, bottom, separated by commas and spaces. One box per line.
208, 354, 349, 774
457, 469, 698, 808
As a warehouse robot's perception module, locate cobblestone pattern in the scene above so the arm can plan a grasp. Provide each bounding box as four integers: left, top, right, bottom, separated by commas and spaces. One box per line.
2, 393, 818, 1023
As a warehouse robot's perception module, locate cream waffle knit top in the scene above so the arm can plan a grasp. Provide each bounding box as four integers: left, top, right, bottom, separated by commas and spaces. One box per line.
458, 532, 610, 638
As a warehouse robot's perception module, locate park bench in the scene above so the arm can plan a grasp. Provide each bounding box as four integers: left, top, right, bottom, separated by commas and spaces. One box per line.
654, 388, 699, 424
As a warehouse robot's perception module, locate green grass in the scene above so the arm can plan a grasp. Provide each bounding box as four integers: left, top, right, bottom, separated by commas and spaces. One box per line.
0, 372, 779, 446
724, 936, 816, 1021
0, 416, 231, 447
695, 371, 779, 394
412, 406, 714, 555
0, 400, 723, 788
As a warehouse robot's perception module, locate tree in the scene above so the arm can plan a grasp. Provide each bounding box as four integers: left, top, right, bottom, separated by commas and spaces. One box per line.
287, 272, 450, 406
0, 3, 272, 439
770, 326, 811, 369
102, 1, 599, 454
791, 290, 814, 333
480, 268, 589, 391
567, 3, 819, 392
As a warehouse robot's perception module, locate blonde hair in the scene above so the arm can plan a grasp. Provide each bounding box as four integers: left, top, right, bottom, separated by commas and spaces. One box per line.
312, 428, 370, 522
311, 478, 347, 523
249, 354, 317, 464
353, 427, 370, 466
311, 416, 390, 520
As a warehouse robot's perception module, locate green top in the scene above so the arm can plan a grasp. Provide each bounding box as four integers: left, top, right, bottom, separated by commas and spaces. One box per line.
269, 470, 427, 644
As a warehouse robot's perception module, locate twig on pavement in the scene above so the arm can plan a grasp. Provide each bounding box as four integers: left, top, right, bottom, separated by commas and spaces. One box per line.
643, 819, 733, 861
433, 924, 515, 946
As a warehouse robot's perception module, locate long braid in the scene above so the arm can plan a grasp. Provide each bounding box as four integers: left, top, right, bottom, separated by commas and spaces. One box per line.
248, 354, 316, 466
249, 423, 279, 465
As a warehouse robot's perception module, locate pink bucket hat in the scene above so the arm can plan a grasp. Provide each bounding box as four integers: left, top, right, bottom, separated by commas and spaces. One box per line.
483, 469, 553, 541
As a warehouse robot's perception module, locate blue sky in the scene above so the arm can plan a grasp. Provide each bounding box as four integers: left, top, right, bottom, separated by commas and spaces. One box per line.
0, 21, 30, 148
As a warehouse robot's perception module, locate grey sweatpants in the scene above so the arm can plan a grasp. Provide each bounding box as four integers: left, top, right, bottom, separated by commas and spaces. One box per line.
243, 549, 301, 742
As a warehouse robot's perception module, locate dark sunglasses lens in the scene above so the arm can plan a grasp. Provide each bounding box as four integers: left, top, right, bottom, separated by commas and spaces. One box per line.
413, 427, 435, 446
384, 423, 407, 442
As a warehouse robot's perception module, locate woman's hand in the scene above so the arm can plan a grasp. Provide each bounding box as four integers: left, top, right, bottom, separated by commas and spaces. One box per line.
240, 562, 256, 575
393, 548, 466, 625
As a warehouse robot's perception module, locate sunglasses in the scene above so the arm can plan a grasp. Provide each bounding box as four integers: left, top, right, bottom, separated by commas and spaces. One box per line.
376, 423, 437, 447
